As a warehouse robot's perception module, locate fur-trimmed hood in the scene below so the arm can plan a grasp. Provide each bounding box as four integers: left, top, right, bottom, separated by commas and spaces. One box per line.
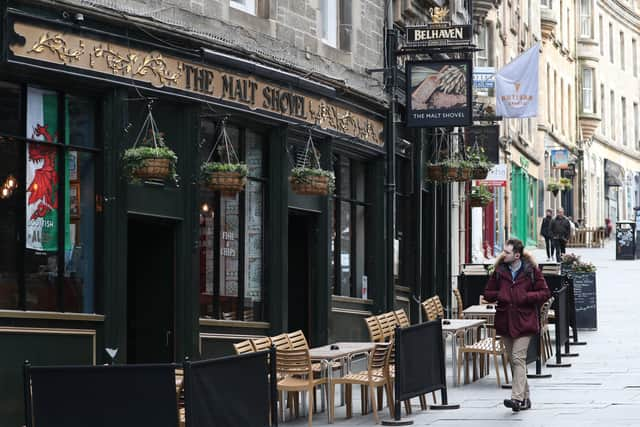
493, 250, 538, 271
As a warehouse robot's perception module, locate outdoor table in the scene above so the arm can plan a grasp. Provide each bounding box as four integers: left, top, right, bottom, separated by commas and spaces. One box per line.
441, 318, 486, 386
463, 304, 496, 324
309, 341, 376, 423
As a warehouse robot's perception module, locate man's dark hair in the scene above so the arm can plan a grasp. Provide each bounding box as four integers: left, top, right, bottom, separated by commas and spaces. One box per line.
506, 238, 524, 256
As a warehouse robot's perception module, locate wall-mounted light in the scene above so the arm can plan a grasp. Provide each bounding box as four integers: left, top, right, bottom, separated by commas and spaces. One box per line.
201, 203, 210, 213
1, 175, 17, 199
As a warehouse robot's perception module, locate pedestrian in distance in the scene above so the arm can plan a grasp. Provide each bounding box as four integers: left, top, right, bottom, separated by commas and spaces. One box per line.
550, 207, 571, 262
540, 209, 554, 261
483, 238, 551, 412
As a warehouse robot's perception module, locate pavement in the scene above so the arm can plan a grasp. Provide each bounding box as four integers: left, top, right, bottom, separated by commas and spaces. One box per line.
288, 239, 640, 426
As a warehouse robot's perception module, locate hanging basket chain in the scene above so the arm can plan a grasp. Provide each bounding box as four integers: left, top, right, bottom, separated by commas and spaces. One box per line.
296, 129, 321, 169
205, 118, 240, 165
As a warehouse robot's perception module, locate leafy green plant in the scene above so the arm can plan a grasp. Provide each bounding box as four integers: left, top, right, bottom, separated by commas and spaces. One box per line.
547, 182, 560, 192
559, 177, 573, 191
290, 167, 336, 193
469, 185, 493, 205
122, 145, 178, 183
465, 145, 494, 170
573, 260, 597, 272
200, 161, 248, 178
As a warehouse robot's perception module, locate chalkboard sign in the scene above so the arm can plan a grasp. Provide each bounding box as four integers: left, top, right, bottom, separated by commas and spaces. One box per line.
616, 223, 635, 260
572, 272, 597, 330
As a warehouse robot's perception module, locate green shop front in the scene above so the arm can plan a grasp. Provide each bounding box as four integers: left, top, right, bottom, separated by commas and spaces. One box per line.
510, 153, 539, 247
0, 3, 388, 424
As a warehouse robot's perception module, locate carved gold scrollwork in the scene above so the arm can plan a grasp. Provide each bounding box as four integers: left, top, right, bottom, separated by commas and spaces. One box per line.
93, 45, 138, 74
28, 33, 85, 63
309, 100, 379, 144
134, 55, 183, 85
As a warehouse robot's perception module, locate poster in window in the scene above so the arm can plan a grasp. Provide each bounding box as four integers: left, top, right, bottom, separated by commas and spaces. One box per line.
69, 183, 80, 218
68, 150, 78, 181
406, 59, 473, 127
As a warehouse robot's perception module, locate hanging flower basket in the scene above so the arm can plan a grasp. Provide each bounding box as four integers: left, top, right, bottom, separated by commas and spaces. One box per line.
469, 186, 493, 207
123, 106, 178, 184
425, 162, 472, 182
201, 162, 248, 194
289, 167, 335, 196
547, 182, 560, 196
123, 146, 177, 182
199, 119, 248, 195
470, 166, 489, 180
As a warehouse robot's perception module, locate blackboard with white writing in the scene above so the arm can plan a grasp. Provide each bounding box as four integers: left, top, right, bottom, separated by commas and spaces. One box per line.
572, 272, 597, 330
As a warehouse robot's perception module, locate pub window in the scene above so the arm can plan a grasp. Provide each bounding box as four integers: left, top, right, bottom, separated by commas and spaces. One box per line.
580, 0, 592, 38
321, 0, 338, 48
230, 0, 256, 15
198, 116, 266, 322
0, 84, 100, 313
331, 154, 367, 298
581, 68, 593, 113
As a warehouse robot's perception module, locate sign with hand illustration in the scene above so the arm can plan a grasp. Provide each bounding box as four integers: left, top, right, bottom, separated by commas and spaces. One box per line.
406, 59, 472, 127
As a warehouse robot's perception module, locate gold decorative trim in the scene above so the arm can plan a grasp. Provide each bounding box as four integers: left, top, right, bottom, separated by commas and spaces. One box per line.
199, 318, 270, 329
0, 327, 97, 364
0, 310, 105, 322
10, 21, 383, 146
331, 307, 373, 317
28, 32, 84, 63
331, 295, 374, 305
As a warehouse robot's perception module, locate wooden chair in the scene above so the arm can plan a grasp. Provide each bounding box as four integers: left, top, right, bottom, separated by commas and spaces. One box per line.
329, 343, 393, 424
393, 309, 410, 328
453, 288, 464, 319
432, 295, 445, 318
233, 339, 255, 355
276, 348, 327, 427
287, 330, 309, 350
456, 325, 509, 386
271, 333, 292, 350
377, 312, 398, 341
364, 316, 384, 342
421, 297, 439, 321
251, 337, 272, 351
540, 297, 555, 363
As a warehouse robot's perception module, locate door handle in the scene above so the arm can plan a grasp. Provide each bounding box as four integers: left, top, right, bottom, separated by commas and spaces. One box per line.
166, 330, 172, 347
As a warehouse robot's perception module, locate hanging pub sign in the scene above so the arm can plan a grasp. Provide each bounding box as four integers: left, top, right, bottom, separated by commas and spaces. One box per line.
405, 24, 473, 48
406, 59, 473, 127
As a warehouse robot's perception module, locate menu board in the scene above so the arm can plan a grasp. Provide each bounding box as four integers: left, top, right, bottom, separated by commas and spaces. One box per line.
572, 272, 597, 330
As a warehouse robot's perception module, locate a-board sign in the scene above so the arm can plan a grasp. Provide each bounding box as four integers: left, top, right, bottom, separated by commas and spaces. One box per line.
572, 272, 597, 330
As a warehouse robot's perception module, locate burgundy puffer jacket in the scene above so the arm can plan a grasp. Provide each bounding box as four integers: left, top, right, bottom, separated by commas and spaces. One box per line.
483, 254, 551, 338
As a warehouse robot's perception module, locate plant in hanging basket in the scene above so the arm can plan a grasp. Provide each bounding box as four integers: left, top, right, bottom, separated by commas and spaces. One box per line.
547, 182, 560, 196
123, 145, 178, 183
465, 146, 494, 179
559, 177, 573, 191
289, 167, 335, 196
469, 185, 493, 207
426, 159, 472, 182
200, 162, 248, 194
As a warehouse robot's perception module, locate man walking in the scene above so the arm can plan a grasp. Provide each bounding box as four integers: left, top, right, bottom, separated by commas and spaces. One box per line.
540, 209, 554, 261
550, 207, 571, 262
483, 238, 551, 412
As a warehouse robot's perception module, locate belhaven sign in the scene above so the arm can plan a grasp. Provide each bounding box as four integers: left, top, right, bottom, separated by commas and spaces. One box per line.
405, 24, 472, 48
9, 21, 383, 146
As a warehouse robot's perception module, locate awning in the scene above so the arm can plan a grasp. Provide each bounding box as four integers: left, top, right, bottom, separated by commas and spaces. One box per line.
605, 160, 625, 187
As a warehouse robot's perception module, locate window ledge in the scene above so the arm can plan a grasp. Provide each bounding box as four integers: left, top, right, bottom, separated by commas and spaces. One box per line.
331, 295, 373, 305
0, 310, 104, 322
199, 318, 270, 329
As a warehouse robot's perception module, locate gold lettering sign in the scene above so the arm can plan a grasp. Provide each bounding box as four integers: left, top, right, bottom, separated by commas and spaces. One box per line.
11, 22, 383, 146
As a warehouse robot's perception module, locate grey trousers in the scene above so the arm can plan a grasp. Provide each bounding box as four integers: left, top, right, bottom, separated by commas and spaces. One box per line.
502, 335, 532, 401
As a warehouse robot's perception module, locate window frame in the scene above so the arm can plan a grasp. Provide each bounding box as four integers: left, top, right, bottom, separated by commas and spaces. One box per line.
0, 84, 102, 313
580, 0, 592, 38
582, 68, 593, 113
321, 0, 338, 48
230, 0, 256, 15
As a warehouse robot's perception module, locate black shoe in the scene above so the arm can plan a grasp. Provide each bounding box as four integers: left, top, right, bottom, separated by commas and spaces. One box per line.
503, 399, 521, 412
520, 398, 531, 410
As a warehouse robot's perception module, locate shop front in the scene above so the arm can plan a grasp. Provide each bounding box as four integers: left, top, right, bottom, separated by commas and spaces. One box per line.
0, 2, 387, 424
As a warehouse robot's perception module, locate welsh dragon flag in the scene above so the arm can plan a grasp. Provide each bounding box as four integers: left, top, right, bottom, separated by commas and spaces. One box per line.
26, 87, 70, 252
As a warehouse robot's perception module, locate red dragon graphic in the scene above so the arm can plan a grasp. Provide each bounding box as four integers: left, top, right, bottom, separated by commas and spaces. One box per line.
27, 124, 58, 220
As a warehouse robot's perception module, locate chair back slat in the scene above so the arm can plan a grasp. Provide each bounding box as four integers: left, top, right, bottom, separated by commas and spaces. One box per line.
287, 330, 309, 350
364, 316, 384, 342
421, 297, 439, 321
233, 339, 255, 355
378, 312, 397, 340
251, 337, 272, 351
453, 288, 464, 319
393, 309, 410, 328
368, 343, 391, 371
276, 348, 313, 376
271, 333, 291, 350
432, 295, 445, 318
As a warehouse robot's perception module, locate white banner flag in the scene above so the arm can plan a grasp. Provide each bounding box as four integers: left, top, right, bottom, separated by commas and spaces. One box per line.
495, 43, 540, 118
